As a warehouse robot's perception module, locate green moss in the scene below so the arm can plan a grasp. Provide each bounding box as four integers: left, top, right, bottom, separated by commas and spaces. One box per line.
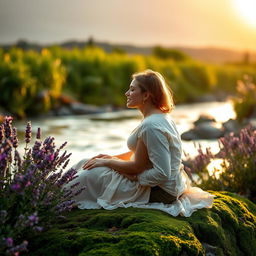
27, 192, 256, 256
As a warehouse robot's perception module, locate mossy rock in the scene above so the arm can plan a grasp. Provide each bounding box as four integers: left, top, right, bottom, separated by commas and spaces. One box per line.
27, 191, 256, 256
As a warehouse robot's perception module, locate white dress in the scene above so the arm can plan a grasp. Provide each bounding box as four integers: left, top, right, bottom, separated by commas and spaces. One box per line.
65, 113, 214, 217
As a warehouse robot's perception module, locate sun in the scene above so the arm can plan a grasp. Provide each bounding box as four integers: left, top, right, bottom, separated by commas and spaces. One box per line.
233, 0, 256, 27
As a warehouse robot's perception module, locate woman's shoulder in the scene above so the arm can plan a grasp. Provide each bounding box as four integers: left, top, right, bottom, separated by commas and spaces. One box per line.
140, 114, 176, 132
142, 113, 170, 125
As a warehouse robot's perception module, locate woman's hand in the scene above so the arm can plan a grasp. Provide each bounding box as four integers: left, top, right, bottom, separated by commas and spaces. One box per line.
91, 154, 113, 160
82, 158, 109, 170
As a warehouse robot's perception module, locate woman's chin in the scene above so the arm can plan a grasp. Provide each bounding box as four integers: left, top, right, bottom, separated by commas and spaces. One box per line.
126, 103, 135, 109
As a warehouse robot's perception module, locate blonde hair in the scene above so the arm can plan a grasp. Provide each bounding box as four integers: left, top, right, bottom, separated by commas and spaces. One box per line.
132, 69, 174, 113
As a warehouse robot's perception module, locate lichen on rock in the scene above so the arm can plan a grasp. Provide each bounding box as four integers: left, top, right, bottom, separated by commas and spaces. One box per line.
27, 191, 256, 256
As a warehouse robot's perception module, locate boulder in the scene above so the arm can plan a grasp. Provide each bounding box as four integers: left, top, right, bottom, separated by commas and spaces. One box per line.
181, 130, 199, 141
55, 106, 73, 116
194, 114, 216, 126
27, 191, 256, 256
222, 119, 242, 135
194, 122, 224, 139
181, 122, 224, 141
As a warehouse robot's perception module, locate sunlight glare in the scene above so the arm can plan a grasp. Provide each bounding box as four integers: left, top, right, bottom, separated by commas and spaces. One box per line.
207, 159, 228, 179
233, 0, 256, 27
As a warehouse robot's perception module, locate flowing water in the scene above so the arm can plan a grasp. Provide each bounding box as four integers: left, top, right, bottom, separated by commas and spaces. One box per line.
15, 100, 236, 168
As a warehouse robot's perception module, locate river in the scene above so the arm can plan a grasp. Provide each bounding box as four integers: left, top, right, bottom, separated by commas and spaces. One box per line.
15, 100, 235, 168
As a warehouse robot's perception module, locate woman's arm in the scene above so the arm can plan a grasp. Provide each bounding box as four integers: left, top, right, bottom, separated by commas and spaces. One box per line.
113, 151, 133, 160
106, 139, 152, 174
83, 139, 151, 175
136, 126, 172, 186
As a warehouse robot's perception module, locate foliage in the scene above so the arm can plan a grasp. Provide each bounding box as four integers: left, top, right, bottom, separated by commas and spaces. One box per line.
185, 125, 256, 202
232, 75, 256, 122
1, 46, 256, 117
26, 192, 256, 256
152, 46, 190, 61
0, 48, 66, 118
0, 116, 84, 255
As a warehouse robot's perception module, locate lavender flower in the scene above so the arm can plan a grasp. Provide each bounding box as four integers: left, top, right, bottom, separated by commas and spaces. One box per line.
0, 125, 4, 143
14, 149, 22, 169
32, 140, 42, 160
27, 213, 39, 226
73, 186, 86, 196
55, 200, 76, 213
36, 127, 41, 140
7, 240, 28, 255
186, 125, 256, 202
25, 121, 32, 143
3, 116, 13, 139
0, 116, 85, 256
59, 141, 67, 150
12, 127, 19, 148
33, 226, 43, 232
5, 237, 13, 247
10, 183, 23, 194
57, 168, 77, 187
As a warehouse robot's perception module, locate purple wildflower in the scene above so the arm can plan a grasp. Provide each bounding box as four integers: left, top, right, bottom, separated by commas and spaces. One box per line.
55, 200, 76, 213
62, 159, 70, 169
0, 125, 4, 143
10, 183, 22, 194
3, 116, 13, 139
70, 182, 80, 189
5, 237, 13, 247
14, 150, 22, 169
25, 121, 32, 144
73, 186, 86, 196
59, 141, 67, 150
32, 140, 42, 160
7, 240, 28, 255
36, 127, 41, 139
12, 127, 19, 148
27, 213, 39, 226
33, 226, 43, 232
57, 168, 77, 187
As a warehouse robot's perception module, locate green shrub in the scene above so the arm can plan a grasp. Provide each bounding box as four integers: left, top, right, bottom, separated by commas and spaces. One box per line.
185, 126, 256, 202
232, 75, 256, 122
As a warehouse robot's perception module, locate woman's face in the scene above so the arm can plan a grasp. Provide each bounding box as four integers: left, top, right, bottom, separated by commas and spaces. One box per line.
125, 79, 144, 109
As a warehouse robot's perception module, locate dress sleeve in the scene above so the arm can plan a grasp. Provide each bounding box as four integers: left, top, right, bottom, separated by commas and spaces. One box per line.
137, 125, 171, 186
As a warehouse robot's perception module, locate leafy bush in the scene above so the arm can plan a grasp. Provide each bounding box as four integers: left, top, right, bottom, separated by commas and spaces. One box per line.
0, 49, 66, 118
0, 116, 84, 255
184, 125, 256, 202
1, 46, 256, 117
232, 75, 256, 122
152, 46, 190, 61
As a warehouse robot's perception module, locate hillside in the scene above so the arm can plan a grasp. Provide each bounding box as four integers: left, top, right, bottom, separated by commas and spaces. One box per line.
1, 39, 256, 64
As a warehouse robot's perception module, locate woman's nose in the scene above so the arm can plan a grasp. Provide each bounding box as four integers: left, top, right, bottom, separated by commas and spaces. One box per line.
125, 90, 129, 96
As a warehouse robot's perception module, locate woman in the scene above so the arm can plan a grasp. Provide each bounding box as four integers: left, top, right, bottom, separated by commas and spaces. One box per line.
65, 70, 214, 217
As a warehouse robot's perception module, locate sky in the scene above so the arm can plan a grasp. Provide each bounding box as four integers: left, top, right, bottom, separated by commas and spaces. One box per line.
0, 0, 256, 51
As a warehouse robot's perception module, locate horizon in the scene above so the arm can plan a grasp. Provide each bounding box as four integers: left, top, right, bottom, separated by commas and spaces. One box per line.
1, 37, 256, 54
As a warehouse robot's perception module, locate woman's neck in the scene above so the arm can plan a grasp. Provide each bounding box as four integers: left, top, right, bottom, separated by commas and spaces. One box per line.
139, 104, 163, 118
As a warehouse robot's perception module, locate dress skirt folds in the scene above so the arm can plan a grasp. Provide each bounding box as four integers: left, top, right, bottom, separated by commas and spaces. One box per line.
64, 158, 214, 217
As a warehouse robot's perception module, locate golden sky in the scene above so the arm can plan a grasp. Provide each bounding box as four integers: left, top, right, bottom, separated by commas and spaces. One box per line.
0, 0, 255, 51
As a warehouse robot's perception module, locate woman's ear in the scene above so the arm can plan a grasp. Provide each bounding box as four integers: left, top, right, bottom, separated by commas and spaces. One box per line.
143, 91, 150, 102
